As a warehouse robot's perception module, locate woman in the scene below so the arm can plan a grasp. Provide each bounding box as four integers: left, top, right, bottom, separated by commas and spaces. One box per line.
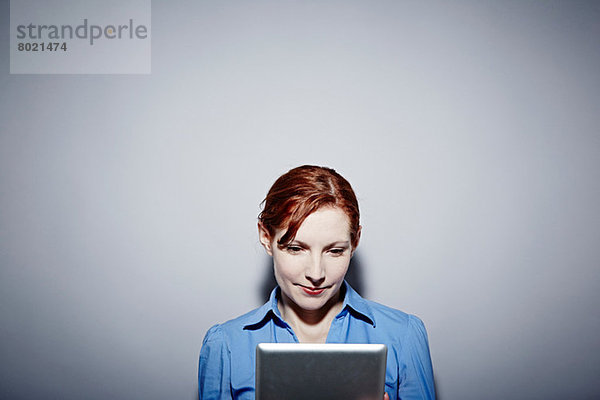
198, 165, 435, 400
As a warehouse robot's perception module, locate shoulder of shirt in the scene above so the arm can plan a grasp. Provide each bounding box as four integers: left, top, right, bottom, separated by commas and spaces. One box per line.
203, 304, 269, 343
359, 297, 426, 336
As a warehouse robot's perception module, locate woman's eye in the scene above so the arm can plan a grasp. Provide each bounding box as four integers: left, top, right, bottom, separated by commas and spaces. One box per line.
329, 248, 345, 256
286, 246, 302, 253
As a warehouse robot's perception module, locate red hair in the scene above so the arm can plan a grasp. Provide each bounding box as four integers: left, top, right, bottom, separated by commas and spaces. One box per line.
258, 165, 360, 248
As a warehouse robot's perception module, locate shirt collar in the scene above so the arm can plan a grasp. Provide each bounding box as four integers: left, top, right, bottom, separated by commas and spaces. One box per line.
340, 281, 376, 327
241, 286, 285, 330
243, 281, 375, 330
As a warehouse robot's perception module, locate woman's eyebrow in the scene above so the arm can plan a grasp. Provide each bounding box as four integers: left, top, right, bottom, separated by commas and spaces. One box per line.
292, 240, 350, 248
288, 239, 310, 247
326, 241, 350, 249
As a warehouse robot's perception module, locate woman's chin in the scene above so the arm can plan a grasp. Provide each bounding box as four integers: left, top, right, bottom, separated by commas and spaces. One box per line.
291, 292, 341, 313
289, 296, 325, 310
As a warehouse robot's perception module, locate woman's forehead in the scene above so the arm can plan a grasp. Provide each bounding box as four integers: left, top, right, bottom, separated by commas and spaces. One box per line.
279, 207, 351, 242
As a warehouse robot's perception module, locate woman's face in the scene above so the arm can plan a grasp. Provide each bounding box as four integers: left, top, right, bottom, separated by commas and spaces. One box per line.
259, 206, 360, 313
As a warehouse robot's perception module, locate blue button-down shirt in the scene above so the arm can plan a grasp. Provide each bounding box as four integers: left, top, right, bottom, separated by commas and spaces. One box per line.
198, 282, 435, 399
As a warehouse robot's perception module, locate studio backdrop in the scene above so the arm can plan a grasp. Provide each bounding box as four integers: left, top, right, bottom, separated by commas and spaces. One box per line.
1, 1, 599, 399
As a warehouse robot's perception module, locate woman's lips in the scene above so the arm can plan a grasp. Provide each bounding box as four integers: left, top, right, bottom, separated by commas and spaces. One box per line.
300, 285, 326, 295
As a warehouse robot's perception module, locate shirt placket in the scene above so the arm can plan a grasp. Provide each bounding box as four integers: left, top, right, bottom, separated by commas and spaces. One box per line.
325, 308, 348, 343
272, 317, 299, 343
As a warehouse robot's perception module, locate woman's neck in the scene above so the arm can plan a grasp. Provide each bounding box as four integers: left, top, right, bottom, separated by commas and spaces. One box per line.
277, 288, 345, 343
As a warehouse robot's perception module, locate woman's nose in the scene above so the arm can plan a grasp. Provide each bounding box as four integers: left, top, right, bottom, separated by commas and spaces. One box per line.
305, 254, 326, 284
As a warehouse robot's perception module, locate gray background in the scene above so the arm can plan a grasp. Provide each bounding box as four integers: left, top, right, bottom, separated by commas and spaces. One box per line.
1, 1, 599, 399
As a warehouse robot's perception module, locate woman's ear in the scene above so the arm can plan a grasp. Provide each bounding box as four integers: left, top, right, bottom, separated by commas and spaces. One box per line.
351, 225, 362, 257
257, 222, 274, 256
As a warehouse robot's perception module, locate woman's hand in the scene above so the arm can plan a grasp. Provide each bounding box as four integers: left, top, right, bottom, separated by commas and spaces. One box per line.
384, 392, 390, 400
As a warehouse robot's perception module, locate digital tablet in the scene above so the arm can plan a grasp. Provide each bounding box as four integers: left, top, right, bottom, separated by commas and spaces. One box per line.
255, 343, 387, 400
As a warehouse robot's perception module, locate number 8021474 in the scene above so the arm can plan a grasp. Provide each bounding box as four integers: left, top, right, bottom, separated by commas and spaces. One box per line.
17, 42, 67, 51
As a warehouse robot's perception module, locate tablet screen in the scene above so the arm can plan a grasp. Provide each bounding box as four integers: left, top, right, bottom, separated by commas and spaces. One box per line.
256, 343, 387, 400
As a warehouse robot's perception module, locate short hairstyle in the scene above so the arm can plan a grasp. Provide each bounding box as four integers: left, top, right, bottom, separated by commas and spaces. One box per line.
258, 165, 360, 248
